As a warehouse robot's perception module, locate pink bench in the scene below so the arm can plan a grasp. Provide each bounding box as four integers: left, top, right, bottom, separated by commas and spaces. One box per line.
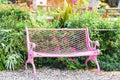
25, 28, 100, 77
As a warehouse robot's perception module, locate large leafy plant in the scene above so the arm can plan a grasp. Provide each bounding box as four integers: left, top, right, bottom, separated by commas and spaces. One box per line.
0, 5, 30, 70
46, 5, 72, 28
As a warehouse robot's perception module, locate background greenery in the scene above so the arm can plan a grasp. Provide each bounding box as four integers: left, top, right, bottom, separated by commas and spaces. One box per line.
0, 3, 120, 71
0, 4, 30, 70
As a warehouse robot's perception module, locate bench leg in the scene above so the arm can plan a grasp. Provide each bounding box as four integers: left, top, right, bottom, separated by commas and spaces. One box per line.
31, 60, 37, 78
85, 56, 100, 73
85, 56, 91, 66
25, 58, 37, 78
25, 60, 29, 70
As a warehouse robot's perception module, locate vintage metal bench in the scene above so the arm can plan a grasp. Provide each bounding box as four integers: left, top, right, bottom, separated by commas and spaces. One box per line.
25, 28, 100, 77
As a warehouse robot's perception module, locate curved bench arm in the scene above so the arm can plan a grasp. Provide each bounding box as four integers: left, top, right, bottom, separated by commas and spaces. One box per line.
89, 41, 100, 50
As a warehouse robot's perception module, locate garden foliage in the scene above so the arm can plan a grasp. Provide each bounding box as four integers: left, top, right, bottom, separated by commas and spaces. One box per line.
0, 5, 30, 70
0, 4, 120, 71
0, 0, 10, 4
44, 7, 120, 71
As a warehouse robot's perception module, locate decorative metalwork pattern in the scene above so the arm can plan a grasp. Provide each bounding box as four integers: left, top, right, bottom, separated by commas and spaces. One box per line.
28, 29, 88, 54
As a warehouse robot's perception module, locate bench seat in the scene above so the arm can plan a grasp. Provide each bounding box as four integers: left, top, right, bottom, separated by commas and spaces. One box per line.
33, 50, 99, 57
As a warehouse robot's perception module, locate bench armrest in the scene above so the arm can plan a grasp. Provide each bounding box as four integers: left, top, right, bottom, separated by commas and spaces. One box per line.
90, 41, 99, 50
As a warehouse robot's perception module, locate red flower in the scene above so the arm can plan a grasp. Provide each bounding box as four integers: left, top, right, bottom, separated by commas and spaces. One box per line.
72, 0, 77, 4
72, 8, 75, 13
70, 47, 76, 51
54, 18, 58, 22
62, 61, 66, 65
88, 6, 93, 11
73, 59, 77, 63
54, 47, 60, 51
52, 36, 58, 41
83, 8, 86, 11
62, 37, 68, 41
69, 58, 73, 61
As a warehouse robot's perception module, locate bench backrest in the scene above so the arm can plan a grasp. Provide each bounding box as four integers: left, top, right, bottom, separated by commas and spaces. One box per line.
26, 28, 91, 54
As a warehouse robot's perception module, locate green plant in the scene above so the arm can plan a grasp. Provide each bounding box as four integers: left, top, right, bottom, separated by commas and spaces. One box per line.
47, 5, 72, 28
1, 3, 120, 71
0, 0, 10, 4
27, 6, 120, 71
21, 0, 26, 3
0, 5, 30, 70
5, 54, 23, 70
31, 6, 120, 71
67, 9, 120, 71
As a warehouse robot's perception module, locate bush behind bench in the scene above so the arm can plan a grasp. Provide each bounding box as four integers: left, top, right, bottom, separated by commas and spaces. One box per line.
0, 4, 120, 71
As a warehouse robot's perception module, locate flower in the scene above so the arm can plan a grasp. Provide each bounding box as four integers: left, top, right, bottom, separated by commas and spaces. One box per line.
54, 18, 58, 22
83, 8, 86, 11
69, 58, 73, 61
62, 61, 65, 65
54, 47, 60, 51
72, 8, 75, 13
69, 58, 77, 63
73, 59, 77, 63
88, 6, 93, 11
72, 0, 77, 4
62, 37, 68, 41
70, 47, 76, 51
47, 17, 52, 22
52, 36, 58, 41
47, 18, 51, 22
12, 0, 17, 3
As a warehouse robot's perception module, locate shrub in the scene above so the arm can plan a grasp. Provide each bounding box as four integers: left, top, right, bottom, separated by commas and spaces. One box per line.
0, 5, 30, 70
1, 4, 120, 71
67, 9, 120, 71
41, 8, 120, 71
